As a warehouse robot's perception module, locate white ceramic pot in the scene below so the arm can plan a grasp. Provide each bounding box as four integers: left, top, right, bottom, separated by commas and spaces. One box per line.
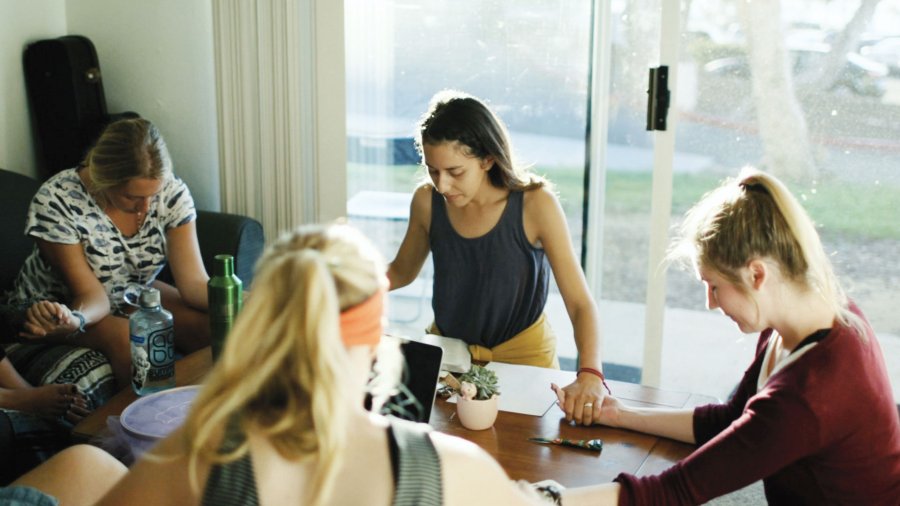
456, 394, 499, 430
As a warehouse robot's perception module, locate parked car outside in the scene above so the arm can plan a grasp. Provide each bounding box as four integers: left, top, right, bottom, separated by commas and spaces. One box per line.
859, 37, 900, 77
702, 43, 889, 98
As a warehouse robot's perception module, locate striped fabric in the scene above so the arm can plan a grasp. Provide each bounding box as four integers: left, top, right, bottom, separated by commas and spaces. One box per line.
202, 453, 258, 506
389, 418, 443, 506
200, 418, 443, 505
2, 342, 116, 410
1, 342, 116, 484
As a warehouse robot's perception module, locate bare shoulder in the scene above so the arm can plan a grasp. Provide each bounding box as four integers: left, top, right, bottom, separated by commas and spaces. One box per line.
429, 430, 505, 478
408, 183, 434, 226
522, 186, 564, 222
430, 432, 543, 505
96, 427, 203, 505
522, 186, 567, 245
411, 183, 434, 207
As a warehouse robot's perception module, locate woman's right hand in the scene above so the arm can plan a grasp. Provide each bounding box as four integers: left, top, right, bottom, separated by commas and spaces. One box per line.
20, 301, 80, 339
592, 394, 625, 427
551, 383, 624, 427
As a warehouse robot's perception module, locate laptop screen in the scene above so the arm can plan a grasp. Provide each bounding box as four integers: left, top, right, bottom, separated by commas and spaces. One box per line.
380, 338, 443, 423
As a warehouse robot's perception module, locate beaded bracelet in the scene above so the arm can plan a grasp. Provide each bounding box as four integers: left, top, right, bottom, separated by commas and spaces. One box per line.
577, 366, 612, 395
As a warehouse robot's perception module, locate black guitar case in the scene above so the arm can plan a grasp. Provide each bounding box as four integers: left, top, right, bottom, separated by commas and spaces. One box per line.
23, 35, 138, 180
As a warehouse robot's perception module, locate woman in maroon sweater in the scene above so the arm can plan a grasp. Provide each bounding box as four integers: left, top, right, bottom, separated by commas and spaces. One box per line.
556, 168, 900, 505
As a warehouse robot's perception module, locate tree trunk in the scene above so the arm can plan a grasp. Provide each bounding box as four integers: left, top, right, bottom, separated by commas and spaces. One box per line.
619, 0, 662, 110
816, 0, 882, 93
738, 0, 816, 182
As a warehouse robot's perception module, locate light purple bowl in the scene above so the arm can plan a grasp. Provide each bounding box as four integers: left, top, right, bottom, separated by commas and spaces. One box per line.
120, 385, 202, 440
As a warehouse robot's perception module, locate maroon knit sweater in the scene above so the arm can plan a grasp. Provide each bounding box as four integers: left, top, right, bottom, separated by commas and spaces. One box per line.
615, 307, 900, 505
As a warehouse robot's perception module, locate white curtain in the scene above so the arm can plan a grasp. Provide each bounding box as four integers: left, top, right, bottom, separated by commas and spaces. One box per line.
211, 0, 347, 240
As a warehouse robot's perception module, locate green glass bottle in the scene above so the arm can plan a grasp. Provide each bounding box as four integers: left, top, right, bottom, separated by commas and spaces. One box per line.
208, 254, 242, 360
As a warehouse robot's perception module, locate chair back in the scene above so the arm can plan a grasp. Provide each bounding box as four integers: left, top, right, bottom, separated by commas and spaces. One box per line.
0, 169, 41, 293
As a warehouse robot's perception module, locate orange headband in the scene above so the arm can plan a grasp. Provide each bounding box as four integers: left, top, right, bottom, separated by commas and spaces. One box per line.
340, 289, 384, 347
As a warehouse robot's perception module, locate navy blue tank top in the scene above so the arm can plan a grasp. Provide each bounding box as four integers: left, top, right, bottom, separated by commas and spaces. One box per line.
430, 189, 549, 348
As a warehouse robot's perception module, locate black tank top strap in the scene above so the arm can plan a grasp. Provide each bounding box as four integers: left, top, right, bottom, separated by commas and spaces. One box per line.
386, 417, 443, 506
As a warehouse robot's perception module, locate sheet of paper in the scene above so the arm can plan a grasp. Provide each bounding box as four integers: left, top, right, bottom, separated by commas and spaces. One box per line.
488, 362, 568, 416
447, 362, 570, 416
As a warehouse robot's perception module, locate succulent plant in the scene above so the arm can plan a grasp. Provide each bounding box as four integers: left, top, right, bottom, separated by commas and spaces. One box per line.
457, 365, 500, 400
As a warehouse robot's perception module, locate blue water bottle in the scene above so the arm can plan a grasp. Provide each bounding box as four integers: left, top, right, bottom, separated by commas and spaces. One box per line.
129, 287, 175, 395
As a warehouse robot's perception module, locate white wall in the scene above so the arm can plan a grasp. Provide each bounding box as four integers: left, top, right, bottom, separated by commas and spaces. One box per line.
0, 0, 219, 210
66, 0, 219, 210
0, 0, 67, 178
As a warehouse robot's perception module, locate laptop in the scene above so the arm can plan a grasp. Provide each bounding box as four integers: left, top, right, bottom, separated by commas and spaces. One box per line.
380, 338, 444, 423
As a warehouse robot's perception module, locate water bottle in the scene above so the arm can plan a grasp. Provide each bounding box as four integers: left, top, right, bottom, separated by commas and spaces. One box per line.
208, 254, 242, 360
129, 287, 175, 395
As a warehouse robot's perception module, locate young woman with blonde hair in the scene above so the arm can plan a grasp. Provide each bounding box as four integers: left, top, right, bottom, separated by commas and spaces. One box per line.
96, 223, 554, 505
556, 168, 900, 504
4, 118, 210, 389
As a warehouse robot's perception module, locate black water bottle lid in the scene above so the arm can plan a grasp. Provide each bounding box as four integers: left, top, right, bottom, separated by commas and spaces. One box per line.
214, 254, 235, 277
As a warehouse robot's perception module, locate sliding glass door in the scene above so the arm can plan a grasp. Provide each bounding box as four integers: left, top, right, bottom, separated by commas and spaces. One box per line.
662, 0, 900, 400
344, 0, 593, 367
344, 0, 900, 402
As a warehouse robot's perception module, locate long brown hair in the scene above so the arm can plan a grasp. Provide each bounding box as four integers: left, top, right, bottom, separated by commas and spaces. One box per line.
416, 89, 547, 192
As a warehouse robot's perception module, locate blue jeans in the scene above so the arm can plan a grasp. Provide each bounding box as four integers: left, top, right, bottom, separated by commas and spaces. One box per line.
0, 486, 58, 506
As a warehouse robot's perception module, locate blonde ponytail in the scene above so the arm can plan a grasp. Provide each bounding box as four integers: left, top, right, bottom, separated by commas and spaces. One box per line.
172, 223, 385, 505
669, 167, 867, 337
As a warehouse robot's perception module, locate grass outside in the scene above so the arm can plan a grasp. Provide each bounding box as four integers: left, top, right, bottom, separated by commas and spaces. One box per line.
350, 162, 900, 241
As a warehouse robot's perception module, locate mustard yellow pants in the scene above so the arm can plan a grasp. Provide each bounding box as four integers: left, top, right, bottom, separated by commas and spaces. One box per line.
428, 313, 560, 369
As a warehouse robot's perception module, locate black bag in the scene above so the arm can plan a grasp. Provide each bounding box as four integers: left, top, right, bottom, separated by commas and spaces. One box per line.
23, 35, 137, 180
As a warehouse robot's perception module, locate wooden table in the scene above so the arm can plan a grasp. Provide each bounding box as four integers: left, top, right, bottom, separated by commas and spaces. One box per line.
71, 347, 213, 442
73, 348, 714, 487
429, 367, 716, 487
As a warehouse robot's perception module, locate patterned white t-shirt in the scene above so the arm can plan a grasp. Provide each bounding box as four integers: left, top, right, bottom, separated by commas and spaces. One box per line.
7, 168, 196, 311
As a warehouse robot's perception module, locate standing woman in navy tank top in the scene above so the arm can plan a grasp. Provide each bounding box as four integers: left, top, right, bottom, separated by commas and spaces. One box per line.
388, 90, 607, 425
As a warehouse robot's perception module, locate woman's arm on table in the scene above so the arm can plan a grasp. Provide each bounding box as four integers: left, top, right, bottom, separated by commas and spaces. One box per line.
595, 395, 696, 444
562, 483, 621, 505
431, 432, 553, 505
526, 188, 605, 425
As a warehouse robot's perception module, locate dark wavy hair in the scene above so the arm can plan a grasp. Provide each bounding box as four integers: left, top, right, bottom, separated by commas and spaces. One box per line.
415, 90, 546, 191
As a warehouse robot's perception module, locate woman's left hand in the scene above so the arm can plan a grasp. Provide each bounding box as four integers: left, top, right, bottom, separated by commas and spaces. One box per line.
20, 301, 80, 339
551, 373, 607, 426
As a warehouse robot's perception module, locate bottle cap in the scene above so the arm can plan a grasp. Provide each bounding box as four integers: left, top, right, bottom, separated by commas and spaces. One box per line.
214, 254, 235, 277
138, 287, 161, 308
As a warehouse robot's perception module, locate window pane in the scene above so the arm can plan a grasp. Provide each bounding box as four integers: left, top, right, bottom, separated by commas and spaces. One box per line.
345, 0, 592, 364
668, 0, 900, 401
597, 0, 662, 383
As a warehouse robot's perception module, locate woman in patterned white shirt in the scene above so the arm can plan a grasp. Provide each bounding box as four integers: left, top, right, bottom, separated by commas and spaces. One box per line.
4, 118, 211, 389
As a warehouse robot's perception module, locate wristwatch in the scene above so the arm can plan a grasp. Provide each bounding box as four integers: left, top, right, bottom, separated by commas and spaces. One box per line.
533, 483, 563, 505
66, 310, 87, 339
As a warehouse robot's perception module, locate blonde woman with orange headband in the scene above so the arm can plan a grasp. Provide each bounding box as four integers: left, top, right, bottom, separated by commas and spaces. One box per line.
96, 223, 552, 506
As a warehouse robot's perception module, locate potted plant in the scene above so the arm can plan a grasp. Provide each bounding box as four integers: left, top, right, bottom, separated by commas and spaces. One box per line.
455, 365, 500, 430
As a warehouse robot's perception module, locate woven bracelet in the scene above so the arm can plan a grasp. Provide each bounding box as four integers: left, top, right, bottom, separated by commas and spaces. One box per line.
577, 366, 612, 395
